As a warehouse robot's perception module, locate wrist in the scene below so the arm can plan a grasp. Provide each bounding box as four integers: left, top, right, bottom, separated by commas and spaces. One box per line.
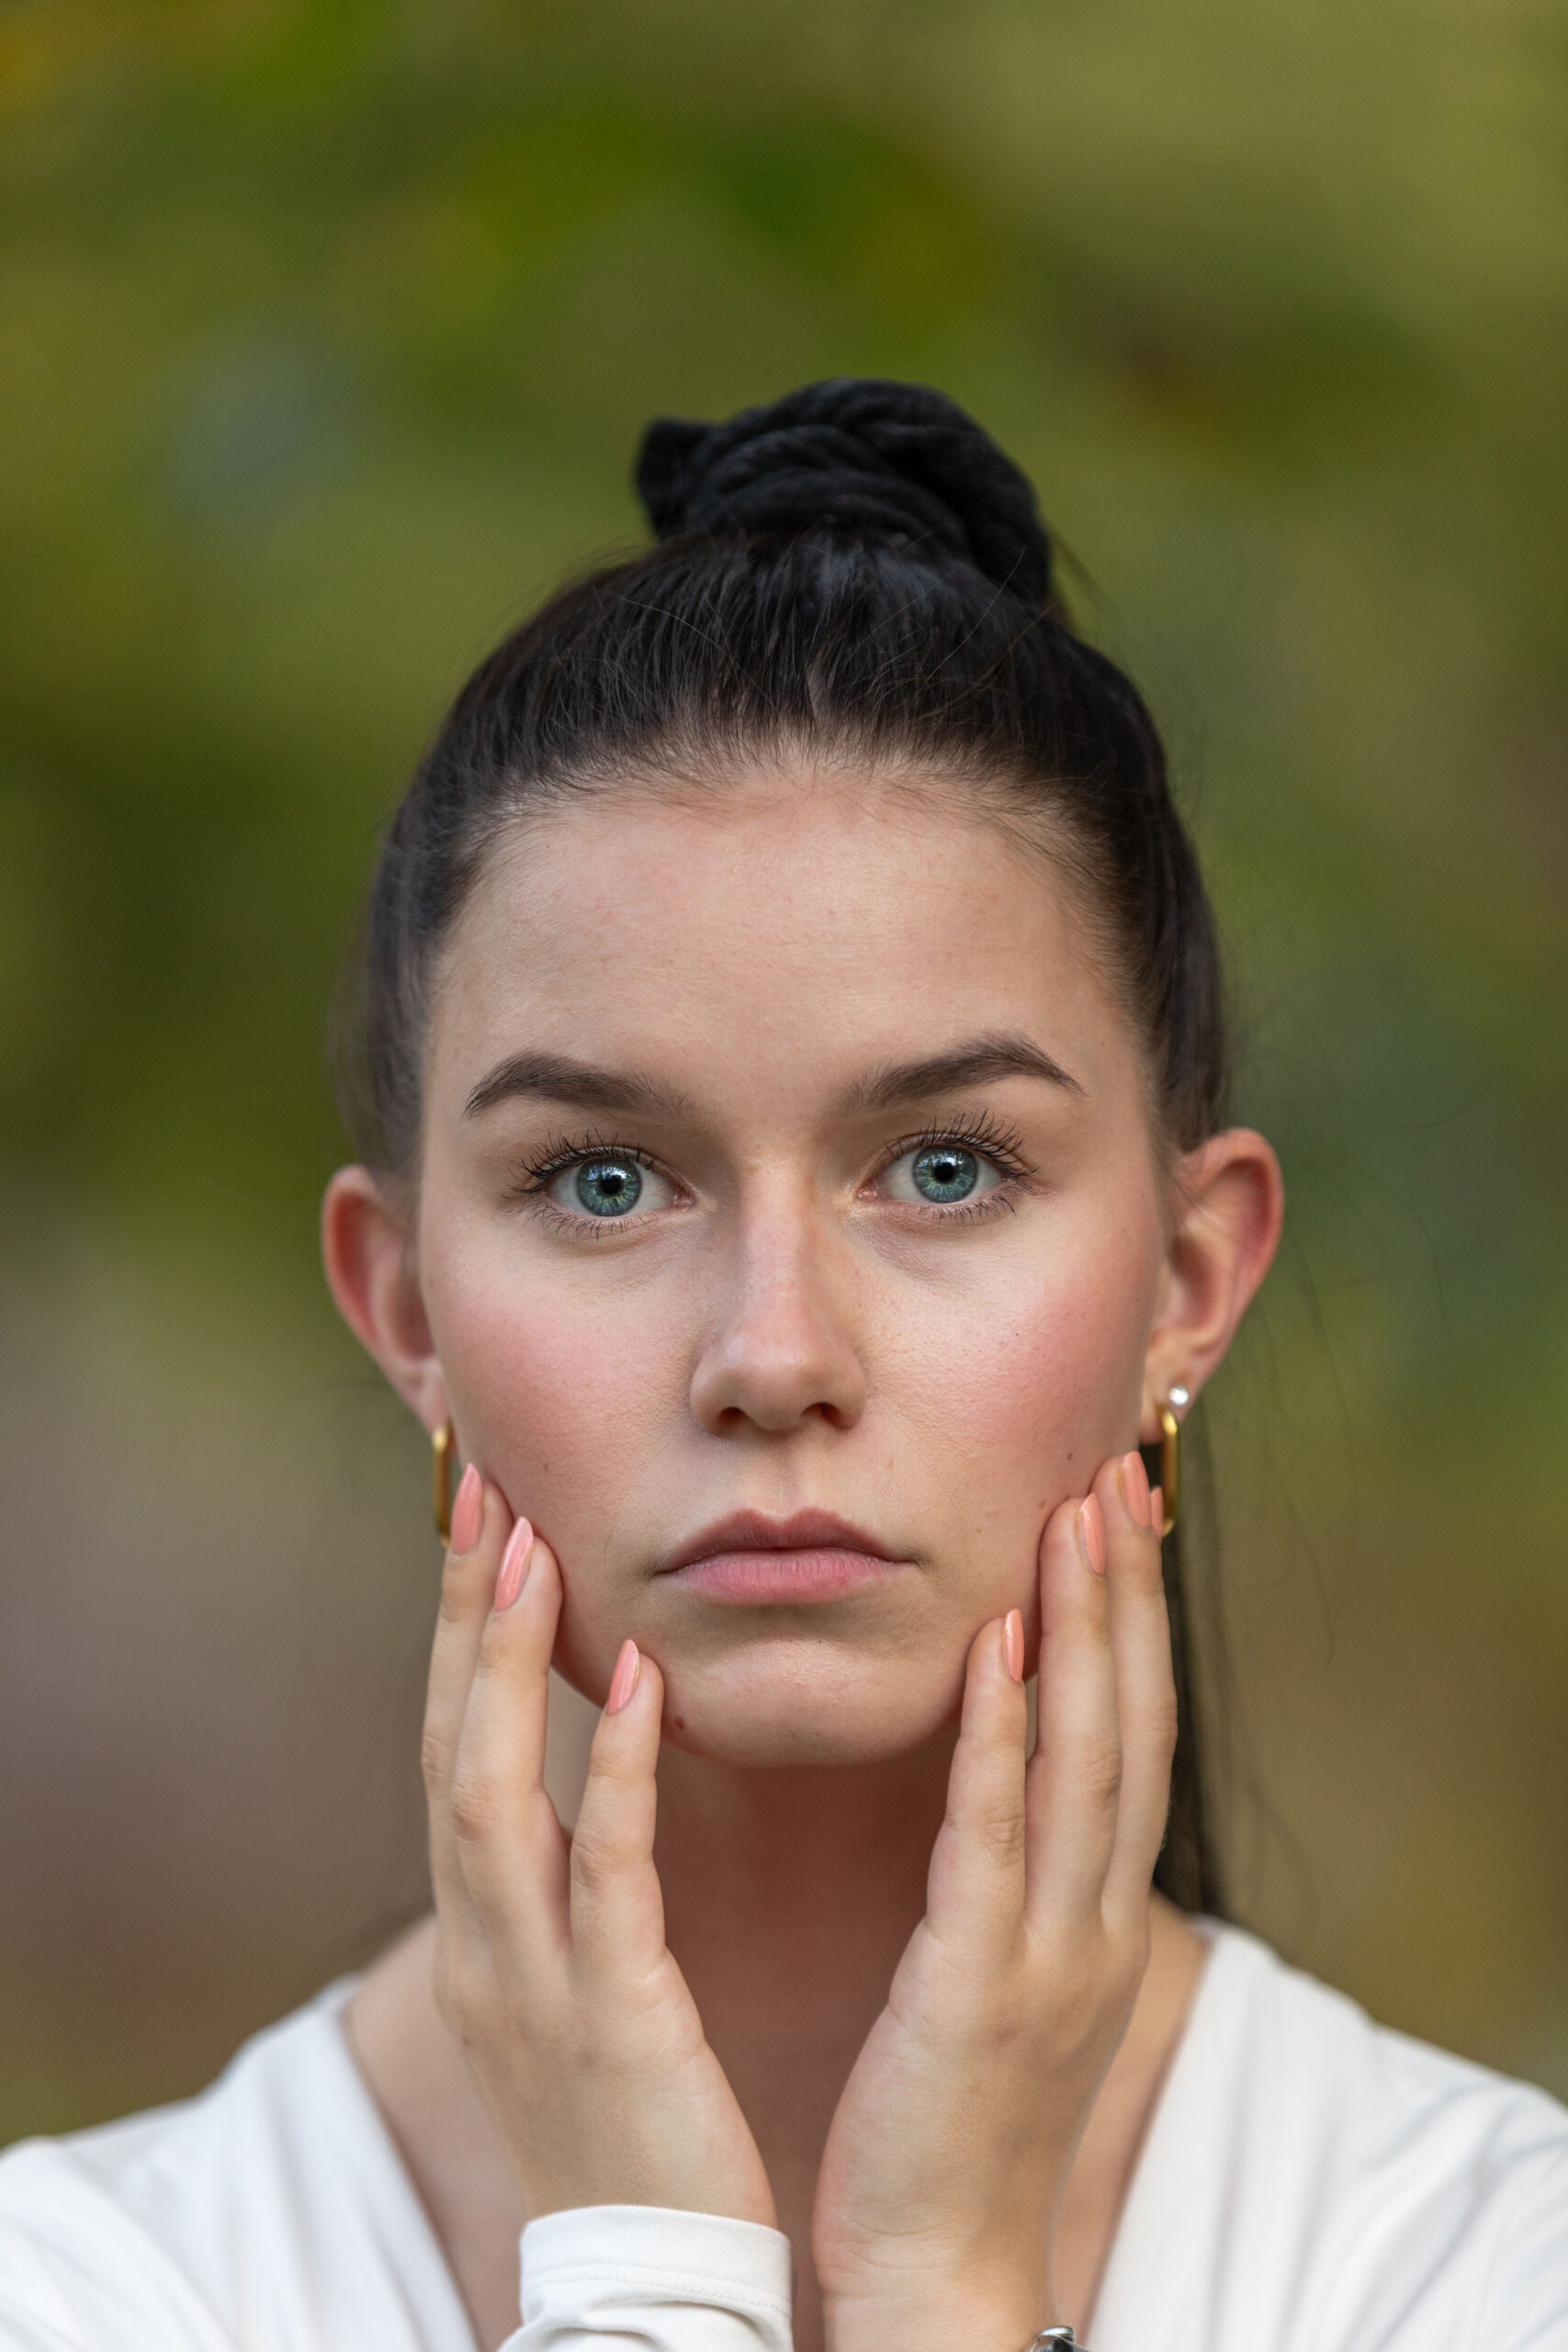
825, 2278, 1057, 2352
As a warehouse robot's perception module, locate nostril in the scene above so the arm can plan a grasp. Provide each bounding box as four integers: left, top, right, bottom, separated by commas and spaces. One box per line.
688, 1286, 869, 1436
692, 1370, 867, 1437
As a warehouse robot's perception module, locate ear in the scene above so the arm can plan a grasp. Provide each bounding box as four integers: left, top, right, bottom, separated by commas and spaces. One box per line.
1140, 1127, 1283, 1443
321, 1165, 448, 1433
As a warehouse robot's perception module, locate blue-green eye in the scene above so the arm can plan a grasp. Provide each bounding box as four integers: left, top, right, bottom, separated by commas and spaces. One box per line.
912, 1145, 978, 1203
540, 1149, 677, 1225
547, 1155, 649, 1218
577, 1158, 641, 1216
879, 1140, 1005, 1208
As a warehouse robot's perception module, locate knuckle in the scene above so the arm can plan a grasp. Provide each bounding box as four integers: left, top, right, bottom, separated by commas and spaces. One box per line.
437, 1556, 485, 1626
1055, 1976, 1107, 2064
474, 1617, 513, 1679
1120, 1542, 1159, 1599
972, 1798, 1028, 1869
1055, 1578, 1109, 1646
583, 1738, 629, 1788
569, 1824, 626, 1899
1032, 1928, 1118, 2036
421, 1723, 456, 1793
1133, 1542, 1172, 1602
1146, 1691, 1179, 1766
1079, 1736, 1124, 1812
446, 1759, 505, 1845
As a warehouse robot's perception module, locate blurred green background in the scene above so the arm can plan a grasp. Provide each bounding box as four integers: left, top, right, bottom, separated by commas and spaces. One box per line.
3, 0, 1566, 2141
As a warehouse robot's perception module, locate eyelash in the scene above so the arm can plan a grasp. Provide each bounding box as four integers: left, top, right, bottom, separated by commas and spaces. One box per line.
502, 1128, 680, 1238
869, 1113, 1034, 1224
504, 1113, 1036, 1230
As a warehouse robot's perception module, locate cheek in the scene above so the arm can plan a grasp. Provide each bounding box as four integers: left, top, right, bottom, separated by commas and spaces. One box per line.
419, 1204, 688, 1545
881, 1204, 1159, 1534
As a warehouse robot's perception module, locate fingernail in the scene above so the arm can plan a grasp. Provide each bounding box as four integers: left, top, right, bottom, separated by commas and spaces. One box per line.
493, 1517, 534, 1610
449, 1464, 484, 1555
606, 1638, 641, 1714
1077, 1494, 1106, 1576
1149, 1487, 1165, 1536
1118, 1450, 1151, 1531
1003, 1609, 1024, 1683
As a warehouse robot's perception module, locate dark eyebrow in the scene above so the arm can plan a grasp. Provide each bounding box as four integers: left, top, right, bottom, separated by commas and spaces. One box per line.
843, 1031, 1085, 1114
464, 1052, 692, 1122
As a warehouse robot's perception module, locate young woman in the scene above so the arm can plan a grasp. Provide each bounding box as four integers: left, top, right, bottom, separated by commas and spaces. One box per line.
1, 380, 1563, 2352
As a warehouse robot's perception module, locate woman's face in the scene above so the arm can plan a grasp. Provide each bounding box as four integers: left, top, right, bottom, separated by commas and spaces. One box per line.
402, 766, 1191, 1769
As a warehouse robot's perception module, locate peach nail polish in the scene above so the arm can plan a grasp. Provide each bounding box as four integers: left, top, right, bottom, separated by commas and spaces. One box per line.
1149, 1487, 1164, 1536
494, 1518, 534, 1611
449, 1464, 484, 1555
1078, 1494, 1107, 1575
1004, 1609, 1024, 1683
606, 1638, 641, 1714
1118, 1450, 1151, 1530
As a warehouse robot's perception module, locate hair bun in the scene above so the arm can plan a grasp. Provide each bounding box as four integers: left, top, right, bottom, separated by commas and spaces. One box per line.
636, 378, 1052, 605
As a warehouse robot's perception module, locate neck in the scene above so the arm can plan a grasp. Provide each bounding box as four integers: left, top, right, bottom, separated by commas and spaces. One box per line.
651, 1734, 956, 2122
656, 1729, 953, 1948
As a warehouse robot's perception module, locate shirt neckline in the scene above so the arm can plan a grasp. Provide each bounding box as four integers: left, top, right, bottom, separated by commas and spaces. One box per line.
1086, 1919, 1260, 2337
306, 1980, 483, 2352
315, 1925, 1257, 2352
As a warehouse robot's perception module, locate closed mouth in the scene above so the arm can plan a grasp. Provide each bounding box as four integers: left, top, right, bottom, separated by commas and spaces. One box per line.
659, 1510, 908, 1604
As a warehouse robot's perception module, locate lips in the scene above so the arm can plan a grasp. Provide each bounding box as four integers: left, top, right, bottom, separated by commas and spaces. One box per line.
660, 1509, 908, 1604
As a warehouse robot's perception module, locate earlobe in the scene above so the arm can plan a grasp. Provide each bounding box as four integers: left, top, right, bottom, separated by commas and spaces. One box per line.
321, 1166, 446, 1429
1140, 1126, 1284, 1440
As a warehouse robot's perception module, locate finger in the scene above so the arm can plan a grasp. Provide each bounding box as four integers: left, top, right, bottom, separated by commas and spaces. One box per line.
1024, 1490, 1122, 1926
446, 1529, 569, 1939
423, 1476, 512, 1912
1099, 1451, 1179, 1928
569, 1642, 671, 1993
924, 1613, 1030, 1954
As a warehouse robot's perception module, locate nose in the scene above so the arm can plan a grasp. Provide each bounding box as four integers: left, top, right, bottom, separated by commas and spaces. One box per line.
688, 1188, 868, 1437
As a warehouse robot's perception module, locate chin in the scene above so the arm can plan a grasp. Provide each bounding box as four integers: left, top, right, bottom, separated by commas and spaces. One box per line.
654, 1651, 965, 1770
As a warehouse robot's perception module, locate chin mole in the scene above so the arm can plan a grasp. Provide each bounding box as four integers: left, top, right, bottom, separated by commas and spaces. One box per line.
673, 1714, 687, 1731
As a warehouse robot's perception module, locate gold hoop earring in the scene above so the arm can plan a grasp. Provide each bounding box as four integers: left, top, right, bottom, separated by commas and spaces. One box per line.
432, 1419, 458, 1545
1157, 1385, 1189, 1537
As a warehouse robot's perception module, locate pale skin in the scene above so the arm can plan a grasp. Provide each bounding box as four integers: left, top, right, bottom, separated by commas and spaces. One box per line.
323, 763, 1282, 2352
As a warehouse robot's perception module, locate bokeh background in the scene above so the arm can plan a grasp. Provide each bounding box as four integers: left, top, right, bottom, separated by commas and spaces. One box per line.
3, 0, 1566, 2143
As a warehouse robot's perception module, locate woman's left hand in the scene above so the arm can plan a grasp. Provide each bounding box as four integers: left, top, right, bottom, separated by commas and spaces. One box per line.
811, 1450, 1176, 2352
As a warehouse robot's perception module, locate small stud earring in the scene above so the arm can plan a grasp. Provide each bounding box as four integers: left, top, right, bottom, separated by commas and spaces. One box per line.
1157, 1385, 1190, 1536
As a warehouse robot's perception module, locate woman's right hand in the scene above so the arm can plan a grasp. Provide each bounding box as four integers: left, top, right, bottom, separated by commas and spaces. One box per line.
423, 1468, 777, 2227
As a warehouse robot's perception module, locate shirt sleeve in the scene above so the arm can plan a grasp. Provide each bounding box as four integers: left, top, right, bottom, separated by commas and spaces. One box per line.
508, 2205, 795, 2352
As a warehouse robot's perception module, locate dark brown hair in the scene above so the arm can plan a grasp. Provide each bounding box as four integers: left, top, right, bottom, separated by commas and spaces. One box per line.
342, 378, 1230, 1912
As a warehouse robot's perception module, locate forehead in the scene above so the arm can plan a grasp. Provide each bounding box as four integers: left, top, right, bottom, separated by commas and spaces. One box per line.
430, 770, 1133, 1108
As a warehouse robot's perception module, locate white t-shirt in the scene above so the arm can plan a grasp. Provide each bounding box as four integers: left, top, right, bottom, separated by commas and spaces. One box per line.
1, 1925, 1564, 2351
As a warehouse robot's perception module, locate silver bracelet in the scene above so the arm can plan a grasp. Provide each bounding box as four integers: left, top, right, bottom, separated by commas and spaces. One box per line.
1025, 2333, 1083, 2351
